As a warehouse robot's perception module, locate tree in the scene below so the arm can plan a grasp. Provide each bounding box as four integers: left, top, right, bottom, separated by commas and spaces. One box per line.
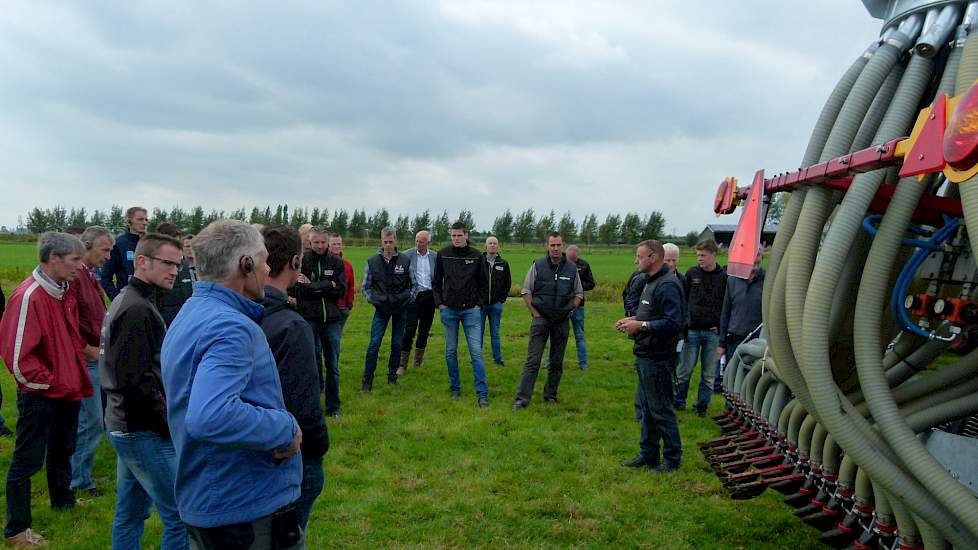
394, 214, 410, 238
557, 211, 577, 243
513, 208, 536, 245
766, 195, 785, 225
599, 214, 622, 245
580, 214, 598, 248
535, 209, 556, 242
229, 208, 247, 221
433, 210, 451, 244
169, 207, 187, 230
411, 209, 432, 235
290, 207, 308, 228
188, 206, 205, 234
491, 209, 514, 242
89, 210, 107, 228
49, 206, 68, 230
331, 209, 349, 236
272, 205, 284, 225
640, 211, 666, 241
620, 212, 642, 244
249, 207, 263, 224
68, 207, 88, 229
148, 207, 167, 232
456, 209, 475, 232
369, 208, 391, 236
107, 205, 125, 232
26, 207, 48, 234
685, 230, 700, 248
348, 209, 368, 241
309, 208, 322, 227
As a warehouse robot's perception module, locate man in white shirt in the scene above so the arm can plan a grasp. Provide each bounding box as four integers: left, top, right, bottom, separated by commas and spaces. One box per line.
400, 231, 438, 373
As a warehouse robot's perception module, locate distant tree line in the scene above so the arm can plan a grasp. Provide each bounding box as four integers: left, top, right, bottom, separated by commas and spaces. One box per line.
23, 205, 694, 246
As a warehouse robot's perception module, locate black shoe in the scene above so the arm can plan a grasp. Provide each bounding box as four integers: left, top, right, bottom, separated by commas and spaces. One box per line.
673, 403, 685, 411
544, 397, 559, 404
452, 391, 461, 401
494, 360, 505, 366
579, 365, 588, 371
695, 408, 707, 418
388, 377, 398, 386
361, 381, 372, 393
512, 401, 525, 412
329, 411, 341, 419
478, 397, 490, 408
0, 424, 12, 437
653, 462, 681, 473
622, 456, 656, 469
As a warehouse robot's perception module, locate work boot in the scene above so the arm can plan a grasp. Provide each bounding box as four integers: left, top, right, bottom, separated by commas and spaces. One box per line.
5, 529, 48, 547
361, 380, 373, 393
398, 351, 409, 374
413, 347, 426, 368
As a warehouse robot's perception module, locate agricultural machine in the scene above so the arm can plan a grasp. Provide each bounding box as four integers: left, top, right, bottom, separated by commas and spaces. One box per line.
703, 1, 978, 548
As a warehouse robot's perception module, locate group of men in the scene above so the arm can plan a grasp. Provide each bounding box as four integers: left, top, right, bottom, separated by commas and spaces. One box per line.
0, 204, 762, 547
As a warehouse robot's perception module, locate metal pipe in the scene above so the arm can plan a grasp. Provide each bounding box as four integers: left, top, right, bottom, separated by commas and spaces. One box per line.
915, 4, 963, 58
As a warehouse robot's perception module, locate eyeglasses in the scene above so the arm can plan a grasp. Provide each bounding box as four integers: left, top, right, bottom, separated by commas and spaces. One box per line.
145, 255, 181, 268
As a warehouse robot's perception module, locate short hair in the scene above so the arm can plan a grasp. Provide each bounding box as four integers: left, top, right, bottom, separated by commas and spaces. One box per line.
126, 207, 147, 222
450, 222, 467, 232
262, 225, 301, 278
416, 230, 430, 240
696, 239, 719, 254
329, 232, 342, 240
135, 233, 182, 259
637, 239, 664, 258
193, 220, 265, 282
381, 227, 396, 239
566, 244, 579, 252
80, 226, 112, 250
547, 231, 562, 241
485, 235, 499, 243
65, 226, 85, 236
310, 226, 329, 237
38, 232, 85, 263
155, 222, 182, 238
663, 243, 680, 256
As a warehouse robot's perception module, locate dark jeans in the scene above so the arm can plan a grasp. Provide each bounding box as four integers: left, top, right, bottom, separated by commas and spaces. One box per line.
4, 390, 80, 538
402, 290, 435, 352
362, 309, 406, 383
636, 356, 682, 466
516, 316, 570, 405
294, 457, 324, 531
310, 319, 343, 415
186, 508, 305, 550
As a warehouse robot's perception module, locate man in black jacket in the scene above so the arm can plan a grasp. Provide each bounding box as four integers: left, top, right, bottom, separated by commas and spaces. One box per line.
433, 222, 489, 406
297, 226, 347, 417
99, 206, 148, 300
564, 245, 595, 370
155, 224, 197, 326
717, 250, 764, 390
100, 233, 188, 549
512, 232, 583, 411
617, 240, 684, 473
361, 228, 414, 391
481, 236, 511, 366
675, 239, 727, 416
260, 225, 329, 530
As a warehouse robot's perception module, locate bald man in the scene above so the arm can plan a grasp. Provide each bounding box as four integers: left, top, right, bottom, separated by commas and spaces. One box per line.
400, 231, 438, 372
481, 236, 512, 366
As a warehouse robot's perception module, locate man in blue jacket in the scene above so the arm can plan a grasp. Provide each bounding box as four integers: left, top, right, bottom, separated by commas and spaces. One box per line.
161, 220, 304, 549
99, 206, 148, 300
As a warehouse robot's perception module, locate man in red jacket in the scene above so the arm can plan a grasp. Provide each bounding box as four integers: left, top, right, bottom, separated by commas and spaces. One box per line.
0, 232, 93, 548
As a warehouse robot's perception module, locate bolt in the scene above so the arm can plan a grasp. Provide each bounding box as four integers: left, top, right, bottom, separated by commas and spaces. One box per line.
919, 154, 925, 160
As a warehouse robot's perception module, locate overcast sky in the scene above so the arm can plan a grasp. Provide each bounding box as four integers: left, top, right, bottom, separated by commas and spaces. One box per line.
0, 1, 884, 233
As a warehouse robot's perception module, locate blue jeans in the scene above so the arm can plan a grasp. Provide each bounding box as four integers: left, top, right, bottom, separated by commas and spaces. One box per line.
440, 307, 488, 398
480, 302, 504, 364
107, 430, 187, 550
570, 306, 587, 369
675, 329, 719, 412
71, 361, 103, 490
311, 320, 343, 415
362, 309, 406, 383
295, 457, 325, 530
636, 356, 682, 466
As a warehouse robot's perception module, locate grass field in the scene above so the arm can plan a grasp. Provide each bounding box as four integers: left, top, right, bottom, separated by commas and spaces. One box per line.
0, 242, 822, 549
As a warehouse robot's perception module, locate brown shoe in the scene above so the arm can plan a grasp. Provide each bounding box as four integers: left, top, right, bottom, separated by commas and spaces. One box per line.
399, 350, 409, 371
413, 347, 426, 369
5, 529, 48, 547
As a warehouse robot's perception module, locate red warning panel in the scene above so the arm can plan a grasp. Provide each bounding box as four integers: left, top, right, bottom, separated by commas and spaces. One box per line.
728, 170, 765, 279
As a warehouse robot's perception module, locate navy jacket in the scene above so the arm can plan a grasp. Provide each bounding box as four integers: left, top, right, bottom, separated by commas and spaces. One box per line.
633, 265, 684, 359
100, 231, 140, 300
261, 286, 329, 461
719, 268, 765, 347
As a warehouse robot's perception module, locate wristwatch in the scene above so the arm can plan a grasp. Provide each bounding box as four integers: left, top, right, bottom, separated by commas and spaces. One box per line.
641, 321, 650, 332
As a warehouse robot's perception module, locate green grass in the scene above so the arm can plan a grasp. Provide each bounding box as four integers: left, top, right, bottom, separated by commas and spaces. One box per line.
0, 246, 822, 549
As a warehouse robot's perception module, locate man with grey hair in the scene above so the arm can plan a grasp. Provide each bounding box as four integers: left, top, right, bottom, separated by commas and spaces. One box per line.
162, 220, 304, 549
481, 235, 511, 366
361, 228, 414, 390
0, 232, 93, 548
69, 226, 114, 497
400, 230, 437, 371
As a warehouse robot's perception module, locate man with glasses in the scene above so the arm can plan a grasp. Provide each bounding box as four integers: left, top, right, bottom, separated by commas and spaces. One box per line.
101, 233, 188, 549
